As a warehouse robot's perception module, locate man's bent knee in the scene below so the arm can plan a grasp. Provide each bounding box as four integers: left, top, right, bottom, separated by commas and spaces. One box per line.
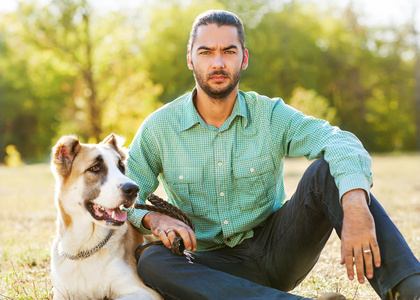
310, 157, 330, 172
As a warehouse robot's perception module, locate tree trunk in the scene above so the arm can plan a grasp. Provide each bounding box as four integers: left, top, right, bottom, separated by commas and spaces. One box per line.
83, 11, 101, 141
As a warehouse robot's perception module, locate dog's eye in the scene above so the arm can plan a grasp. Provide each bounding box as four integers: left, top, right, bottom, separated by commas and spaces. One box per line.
118, 161, 126, 174
88, 165, 101, 172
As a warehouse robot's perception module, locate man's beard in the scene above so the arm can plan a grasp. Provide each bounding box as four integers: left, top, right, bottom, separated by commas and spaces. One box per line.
193, 67, 241, 101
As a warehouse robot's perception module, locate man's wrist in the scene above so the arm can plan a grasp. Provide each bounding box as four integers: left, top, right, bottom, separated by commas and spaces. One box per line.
342, 189, 369, 211
142, 212, 153, 230
127, 206, 153, 234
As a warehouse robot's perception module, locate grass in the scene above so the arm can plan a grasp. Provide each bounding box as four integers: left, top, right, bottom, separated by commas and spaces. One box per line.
0, 164, 55, 299
0, 154, 419, 299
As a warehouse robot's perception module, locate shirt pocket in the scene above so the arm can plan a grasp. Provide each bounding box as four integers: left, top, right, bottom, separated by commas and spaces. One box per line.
164, 167, 206, 216
233, 155, 276, 211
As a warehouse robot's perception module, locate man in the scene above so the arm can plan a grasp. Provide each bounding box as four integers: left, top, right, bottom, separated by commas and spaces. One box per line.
127, 10, 420, 300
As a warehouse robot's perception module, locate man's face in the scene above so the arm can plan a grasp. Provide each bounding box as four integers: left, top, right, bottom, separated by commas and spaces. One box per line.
187, 24, 248, 100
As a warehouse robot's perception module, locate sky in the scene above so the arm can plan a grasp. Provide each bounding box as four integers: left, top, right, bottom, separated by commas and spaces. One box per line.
0, 0, 418, 29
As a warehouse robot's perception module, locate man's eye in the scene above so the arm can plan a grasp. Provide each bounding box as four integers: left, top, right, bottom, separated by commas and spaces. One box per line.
88, 165, 100, 172
225, 51, 235, 54
199, 51, 210, 55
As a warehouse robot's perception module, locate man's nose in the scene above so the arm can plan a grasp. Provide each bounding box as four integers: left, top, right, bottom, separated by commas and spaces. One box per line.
212, 53, 225, 69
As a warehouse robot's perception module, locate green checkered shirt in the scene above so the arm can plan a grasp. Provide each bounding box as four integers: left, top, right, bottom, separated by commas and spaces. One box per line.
127, 89, 373, 252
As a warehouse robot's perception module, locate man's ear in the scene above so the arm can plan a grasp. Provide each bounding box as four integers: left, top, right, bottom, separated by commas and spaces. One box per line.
241, 49, 249, 70
187, 51, 194, 70
51, 135, 81, 178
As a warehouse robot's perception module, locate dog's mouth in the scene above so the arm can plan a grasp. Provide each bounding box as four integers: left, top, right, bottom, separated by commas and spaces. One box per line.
86, 202, 127, 226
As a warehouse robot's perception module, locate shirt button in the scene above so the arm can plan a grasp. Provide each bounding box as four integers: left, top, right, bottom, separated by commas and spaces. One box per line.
218, 162, 223, 167
179, 175, 183, 180
220, 192, 225, 197
223, 220, 228, 225
250, 167, 255, 173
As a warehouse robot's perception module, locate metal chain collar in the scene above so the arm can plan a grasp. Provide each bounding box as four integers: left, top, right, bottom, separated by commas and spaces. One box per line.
58, 229, 114, 260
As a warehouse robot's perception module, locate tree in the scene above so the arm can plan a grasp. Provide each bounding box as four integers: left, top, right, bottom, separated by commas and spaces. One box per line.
289, 87, 339, 125
0, 0, 162, 161
0, 9, 72, 161
17, 0, 108, 141
240, 2, 417, 151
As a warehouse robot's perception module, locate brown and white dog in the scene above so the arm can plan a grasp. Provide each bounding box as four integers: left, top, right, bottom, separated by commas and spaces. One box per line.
50, 134, 162, 300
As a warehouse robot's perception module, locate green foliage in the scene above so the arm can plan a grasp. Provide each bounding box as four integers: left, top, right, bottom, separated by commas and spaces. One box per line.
239, 2, 417, 152
0, 0, 418, 162
0, 9, 71, 161
289, 87, 339, 125
0, 0, 162, 161
242, 3, 326, 96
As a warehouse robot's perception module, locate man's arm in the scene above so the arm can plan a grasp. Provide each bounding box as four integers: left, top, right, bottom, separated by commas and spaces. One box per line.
126, 124, 162, 233
269, 99, 377, 282
127, 124, 197, 251
341, 189, 381, 283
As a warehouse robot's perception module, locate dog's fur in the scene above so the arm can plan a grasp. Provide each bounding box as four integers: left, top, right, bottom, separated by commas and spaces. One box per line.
50, 134, 162, 300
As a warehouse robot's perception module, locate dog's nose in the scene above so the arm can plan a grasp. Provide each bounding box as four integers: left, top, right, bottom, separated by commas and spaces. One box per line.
122, 183, 139, 197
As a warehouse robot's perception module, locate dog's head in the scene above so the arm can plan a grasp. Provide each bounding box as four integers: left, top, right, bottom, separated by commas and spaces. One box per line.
51, 133, 139, 228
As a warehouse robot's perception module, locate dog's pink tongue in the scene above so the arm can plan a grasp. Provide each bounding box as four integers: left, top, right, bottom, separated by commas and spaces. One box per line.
106, 208, 127, 222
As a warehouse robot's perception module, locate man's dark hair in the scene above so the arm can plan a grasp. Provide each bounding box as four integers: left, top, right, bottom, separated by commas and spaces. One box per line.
188, 10, 245, 53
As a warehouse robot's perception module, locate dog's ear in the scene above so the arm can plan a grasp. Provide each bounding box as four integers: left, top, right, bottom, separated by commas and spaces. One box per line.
101, 133, 127, 161
51, 135, 81, 178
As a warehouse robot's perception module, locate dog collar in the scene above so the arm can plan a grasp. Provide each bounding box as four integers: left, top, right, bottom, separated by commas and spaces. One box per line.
58, 229, 114, 260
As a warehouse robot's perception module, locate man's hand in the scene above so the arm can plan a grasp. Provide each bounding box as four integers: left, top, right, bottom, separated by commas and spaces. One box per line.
143, 211, 197, 252
340, 189, 381, 283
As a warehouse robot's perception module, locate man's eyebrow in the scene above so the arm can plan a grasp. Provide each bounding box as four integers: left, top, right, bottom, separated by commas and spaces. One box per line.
196, 46, 214, 51
196, 45, 239, 51
222, 45, 238, 51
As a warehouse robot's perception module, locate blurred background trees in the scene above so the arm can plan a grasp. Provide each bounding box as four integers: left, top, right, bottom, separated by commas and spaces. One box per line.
0, 0, 418, 163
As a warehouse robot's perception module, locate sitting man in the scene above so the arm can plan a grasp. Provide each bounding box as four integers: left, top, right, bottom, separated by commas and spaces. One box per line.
127, 10, 420, 300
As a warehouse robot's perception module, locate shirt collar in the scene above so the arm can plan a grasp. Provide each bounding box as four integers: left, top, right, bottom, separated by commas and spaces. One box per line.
180, 88, 201, 132
236, 91, 248, 121
180, 88, 248, 132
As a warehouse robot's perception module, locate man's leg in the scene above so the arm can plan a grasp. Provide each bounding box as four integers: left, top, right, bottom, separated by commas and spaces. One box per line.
254, 158, 420, 299
137, 245, 311, 300
250, 157, 337, 291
